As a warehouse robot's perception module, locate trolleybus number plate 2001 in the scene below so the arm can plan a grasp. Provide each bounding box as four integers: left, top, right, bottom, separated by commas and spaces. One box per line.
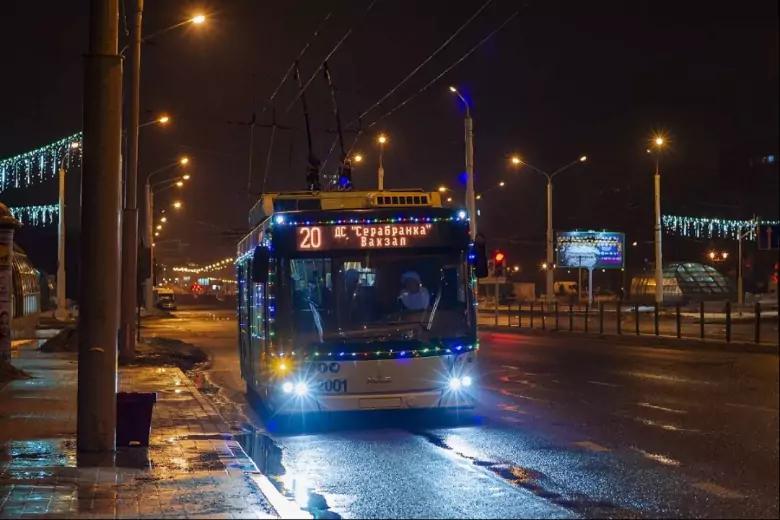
317, 379, 348, 393
308, 363, 348, 393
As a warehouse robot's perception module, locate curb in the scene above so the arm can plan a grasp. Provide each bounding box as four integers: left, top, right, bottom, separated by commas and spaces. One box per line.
173, 366, 310, 519
479, 326, 779, 355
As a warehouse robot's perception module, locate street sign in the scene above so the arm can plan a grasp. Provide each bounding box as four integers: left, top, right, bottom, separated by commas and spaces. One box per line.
757, 223, 780, 251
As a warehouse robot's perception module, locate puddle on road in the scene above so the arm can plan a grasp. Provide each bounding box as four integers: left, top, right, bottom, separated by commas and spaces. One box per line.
236, 430, 341, 519
411, 430, 642, 519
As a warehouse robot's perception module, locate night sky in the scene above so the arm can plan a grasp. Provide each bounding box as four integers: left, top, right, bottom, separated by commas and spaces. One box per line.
1, 0, 778, 285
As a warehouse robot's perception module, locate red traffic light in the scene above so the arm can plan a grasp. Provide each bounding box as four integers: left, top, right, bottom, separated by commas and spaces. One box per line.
494, 252, 505, 263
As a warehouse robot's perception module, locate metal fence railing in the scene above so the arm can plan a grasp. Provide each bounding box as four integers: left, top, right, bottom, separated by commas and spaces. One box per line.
478, 300, 779, 346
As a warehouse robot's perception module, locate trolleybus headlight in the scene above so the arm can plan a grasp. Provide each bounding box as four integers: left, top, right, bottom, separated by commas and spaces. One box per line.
449, 378, 462, 391
282, 382, 294, 394
294, 382, 309, 396
461, 376, 473, 388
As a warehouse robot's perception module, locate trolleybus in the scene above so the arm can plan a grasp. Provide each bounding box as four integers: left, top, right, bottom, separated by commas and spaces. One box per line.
236, 189, 488, 414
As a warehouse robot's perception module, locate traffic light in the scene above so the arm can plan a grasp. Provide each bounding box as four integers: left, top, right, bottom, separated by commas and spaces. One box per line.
493, 251, 506, 277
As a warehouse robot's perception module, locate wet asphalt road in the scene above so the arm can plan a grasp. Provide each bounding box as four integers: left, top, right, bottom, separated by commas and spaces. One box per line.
143, 307, 779, 519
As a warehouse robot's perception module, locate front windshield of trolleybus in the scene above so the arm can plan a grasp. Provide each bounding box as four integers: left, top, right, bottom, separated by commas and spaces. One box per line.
288, 251, 472, 350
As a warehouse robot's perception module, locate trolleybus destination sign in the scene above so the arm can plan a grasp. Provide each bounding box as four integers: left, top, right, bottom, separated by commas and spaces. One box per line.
296, 223, 442, 251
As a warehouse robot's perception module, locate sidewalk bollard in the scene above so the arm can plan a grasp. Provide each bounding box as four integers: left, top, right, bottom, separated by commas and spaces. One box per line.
584, 303, 589, 333
725, 301, 732, 343
116, 392, 157, 447
518, 303, 522, 328
754, 302, 761, 344
700, 300, 705, 339
530, 303, 535, 329
675, 303, 681, 338
554, 302, 560, 330
654, 302, 660, 336
616, 299, 622, 335
634, 303, 640, 335
541, 303, 546, 330
599, 302, 604, 334
569, 304, 574, 331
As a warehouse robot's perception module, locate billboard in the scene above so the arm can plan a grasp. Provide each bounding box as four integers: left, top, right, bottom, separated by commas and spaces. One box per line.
556, 231, 625, 269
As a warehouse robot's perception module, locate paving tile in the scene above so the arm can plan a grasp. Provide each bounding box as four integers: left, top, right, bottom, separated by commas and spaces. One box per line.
0, 349, 277, 519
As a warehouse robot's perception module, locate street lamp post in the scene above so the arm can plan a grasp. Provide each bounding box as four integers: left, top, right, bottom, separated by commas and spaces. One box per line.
511, 155, 587, 307
449, 86, 477, 237
55, 141, 81, 320
120, 6, 204, 363
650, 136, 666, 307
143, 158, 189, 312
377, 134, 387, 190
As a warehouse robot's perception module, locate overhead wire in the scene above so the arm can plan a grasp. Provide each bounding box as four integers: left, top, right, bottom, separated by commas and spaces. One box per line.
356, 0, 494, 123
319, 0, 499, 173
282, 0, 382, 119
341, 9, 520, 160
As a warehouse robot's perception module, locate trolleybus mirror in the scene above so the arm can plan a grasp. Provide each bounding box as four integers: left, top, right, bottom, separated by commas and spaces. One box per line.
471, 233, 489, 279
251, 246, 270, 283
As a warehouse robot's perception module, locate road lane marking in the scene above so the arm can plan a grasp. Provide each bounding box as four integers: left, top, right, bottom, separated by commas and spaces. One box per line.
637, 402, 687, 414
573, 441, 610, 452
622, 371, 711, 385
497, 403, 529, 414
635, 417, 700, 433
692, 482, 746, 499
499, 389, 549, 403
631, 447, 680, 466
587, 380, 620, 387
501, 415, 524, 423
725, 403, 777, 414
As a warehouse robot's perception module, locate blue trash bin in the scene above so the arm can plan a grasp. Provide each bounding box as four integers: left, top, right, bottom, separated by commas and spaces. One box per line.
116, 392, 157, 447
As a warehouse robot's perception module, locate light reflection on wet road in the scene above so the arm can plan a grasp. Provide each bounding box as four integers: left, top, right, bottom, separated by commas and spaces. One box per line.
147, 309, 779, 519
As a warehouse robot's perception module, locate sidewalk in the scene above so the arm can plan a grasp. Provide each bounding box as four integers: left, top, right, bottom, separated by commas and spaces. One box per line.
0, 347, 278, 519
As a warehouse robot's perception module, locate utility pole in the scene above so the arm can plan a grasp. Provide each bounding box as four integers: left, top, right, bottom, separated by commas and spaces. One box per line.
78, 0, 123, 453
377, 135, 386, 190
144, 182, 154, 311
545, 179, 554, 307
0, 205, 21, 368
119, 0, 142, 363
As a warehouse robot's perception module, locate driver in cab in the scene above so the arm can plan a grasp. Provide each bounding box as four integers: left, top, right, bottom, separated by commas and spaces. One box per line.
399, 271, 430, 311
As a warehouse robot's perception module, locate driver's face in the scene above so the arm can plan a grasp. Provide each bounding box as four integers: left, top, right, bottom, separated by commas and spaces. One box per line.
404, 278, 420, 293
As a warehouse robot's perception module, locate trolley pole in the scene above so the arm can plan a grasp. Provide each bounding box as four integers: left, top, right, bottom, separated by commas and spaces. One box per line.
77, 0, 123, 453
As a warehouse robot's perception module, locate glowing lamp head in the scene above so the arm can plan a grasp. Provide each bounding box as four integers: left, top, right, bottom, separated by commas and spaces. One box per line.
192, 14, 206, 24
176, 181, 184, 187
378, 135, 387, 144
580, 156, 587, 162
160, 217, 167, 223
655, 137, 664, 146
353, 154, 363, 163
438, 186, 447, 192
173, 202, 182, 209
449, 86, 457, 93
499, 181, 505, 187
158, 116, 170, 124
511, 156, 521, 165
180, 157, 189, 165
182, 174, 190, 180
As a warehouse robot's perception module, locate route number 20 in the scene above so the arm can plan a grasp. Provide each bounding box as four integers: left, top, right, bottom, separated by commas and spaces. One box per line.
298, 227, 323, 249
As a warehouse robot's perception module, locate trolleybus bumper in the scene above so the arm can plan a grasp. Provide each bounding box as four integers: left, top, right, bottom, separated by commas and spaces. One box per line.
270, 388, 476, 415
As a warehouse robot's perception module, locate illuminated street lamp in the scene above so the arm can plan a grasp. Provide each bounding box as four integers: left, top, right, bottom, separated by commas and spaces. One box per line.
123, 8, 207, 348
649, 133, 667, 307
448, 86, 476, 236
377, 134, 387, 190
511, 154, 588, 306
